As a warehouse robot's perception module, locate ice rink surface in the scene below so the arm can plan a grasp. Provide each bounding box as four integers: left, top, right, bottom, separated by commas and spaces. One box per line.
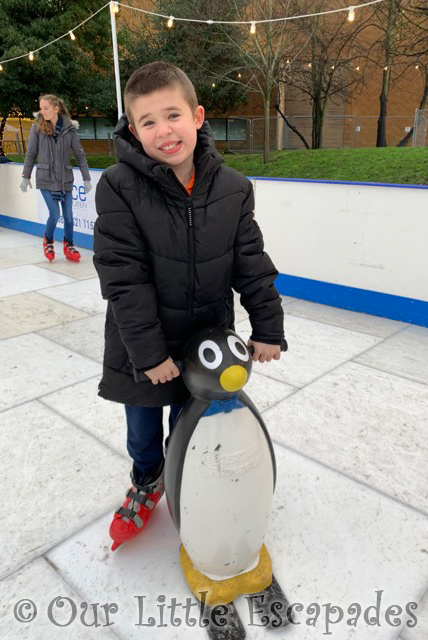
0, 227, 427, 640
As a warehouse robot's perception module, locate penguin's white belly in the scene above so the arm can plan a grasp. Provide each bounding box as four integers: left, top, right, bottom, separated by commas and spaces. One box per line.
179, 406, 274, 579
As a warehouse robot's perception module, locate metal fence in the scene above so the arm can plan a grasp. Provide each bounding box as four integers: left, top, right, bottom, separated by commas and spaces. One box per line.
226, 114, 417, 152
412, 109, 428, 147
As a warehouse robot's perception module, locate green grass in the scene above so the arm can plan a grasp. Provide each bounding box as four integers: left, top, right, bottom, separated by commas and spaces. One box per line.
222, 147, 428, 185
8, 146, 428, 184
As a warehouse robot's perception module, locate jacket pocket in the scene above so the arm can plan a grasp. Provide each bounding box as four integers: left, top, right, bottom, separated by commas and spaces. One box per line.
65, 164, 74, 182
104, 321, 129, 371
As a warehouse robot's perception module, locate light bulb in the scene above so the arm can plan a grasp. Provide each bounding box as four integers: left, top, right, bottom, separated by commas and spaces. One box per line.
0, 64, 3, 71
112, 1, 119, 13
69, 30, 76, 40
348, 7, 355, 22
212, 83, 216, 88
167, 16, 174, 28
250, 21, 256, 35
29, 52, 34, 61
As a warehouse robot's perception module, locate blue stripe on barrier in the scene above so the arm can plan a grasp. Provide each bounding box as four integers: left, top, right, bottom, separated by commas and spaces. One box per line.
1, 214, 426, 327
0, 214, 94, 250
275, 273, 428, 328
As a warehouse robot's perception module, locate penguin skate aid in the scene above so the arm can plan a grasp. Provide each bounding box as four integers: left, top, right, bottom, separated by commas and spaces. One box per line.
164, 327, 292, 634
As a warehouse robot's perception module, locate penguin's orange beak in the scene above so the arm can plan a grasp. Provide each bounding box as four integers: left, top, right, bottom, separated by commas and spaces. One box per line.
220, 365, 248, 392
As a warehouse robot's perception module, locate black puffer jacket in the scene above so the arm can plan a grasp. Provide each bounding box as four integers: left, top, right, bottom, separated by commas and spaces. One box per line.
93, 116, 286, 407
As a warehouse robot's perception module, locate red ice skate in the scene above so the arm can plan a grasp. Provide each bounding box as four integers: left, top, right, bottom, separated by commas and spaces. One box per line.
109, 464, 164, 551
43, 235, 55, 261
63, 239, 81, 262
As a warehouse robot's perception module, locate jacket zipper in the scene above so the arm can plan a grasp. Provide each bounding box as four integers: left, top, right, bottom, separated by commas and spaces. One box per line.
187, 197, 195, 329
166, 169, 196, 331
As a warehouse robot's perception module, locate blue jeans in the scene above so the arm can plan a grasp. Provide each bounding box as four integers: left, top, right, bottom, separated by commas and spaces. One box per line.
125, 403, 184, 484
41, 189, 74, 243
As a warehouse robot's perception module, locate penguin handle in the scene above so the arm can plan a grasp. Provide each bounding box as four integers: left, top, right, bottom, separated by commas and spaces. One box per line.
133, 359, 184, 383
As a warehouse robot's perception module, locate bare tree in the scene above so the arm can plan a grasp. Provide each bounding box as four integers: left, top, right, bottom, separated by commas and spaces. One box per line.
366, 0, 428, 146
278, 0, 374, 149
216, 0, 290, 163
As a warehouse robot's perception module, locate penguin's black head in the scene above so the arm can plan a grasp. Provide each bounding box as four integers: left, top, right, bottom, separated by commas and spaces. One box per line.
182, 328, 252, 401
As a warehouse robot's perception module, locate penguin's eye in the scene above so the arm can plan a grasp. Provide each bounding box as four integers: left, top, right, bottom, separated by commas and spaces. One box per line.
227, 335, 249, 362
198, 340, 223, 369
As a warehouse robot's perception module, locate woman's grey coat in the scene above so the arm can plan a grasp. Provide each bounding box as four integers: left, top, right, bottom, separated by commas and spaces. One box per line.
22, 114, 90, 192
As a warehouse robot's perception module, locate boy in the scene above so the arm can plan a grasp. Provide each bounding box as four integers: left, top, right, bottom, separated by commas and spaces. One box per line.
93, 62, 286, 551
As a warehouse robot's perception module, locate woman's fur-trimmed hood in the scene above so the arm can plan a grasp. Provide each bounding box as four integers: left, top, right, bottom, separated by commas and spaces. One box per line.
33, 111, 79, 129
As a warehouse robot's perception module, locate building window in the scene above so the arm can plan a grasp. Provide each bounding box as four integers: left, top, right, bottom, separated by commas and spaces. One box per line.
209, 119, 227, 141
208, 118, 247, 141
95, 118, 115, 139
77, 118, 95, 139
227, 118, 247, 141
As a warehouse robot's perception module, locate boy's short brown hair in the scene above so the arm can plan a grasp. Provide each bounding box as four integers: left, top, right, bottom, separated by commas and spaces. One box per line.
124, 61, 198, 127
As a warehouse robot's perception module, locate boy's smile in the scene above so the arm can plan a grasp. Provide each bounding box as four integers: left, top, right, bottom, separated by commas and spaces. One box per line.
128, 87, 204, 185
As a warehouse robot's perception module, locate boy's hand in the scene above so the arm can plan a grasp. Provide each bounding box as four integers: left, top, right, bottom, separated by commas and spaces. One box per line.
247, 339, 281, 363
144, 358, 181, 385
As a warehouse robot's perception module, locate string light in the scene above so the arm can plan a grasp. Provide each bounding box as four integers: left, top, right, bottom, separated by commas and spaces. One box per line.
415, 64, 419, 69
308, 62, 312, 68
331, 65, 335, 69
0, 0, 385, 70
238, 73, 242, 78
0, 64, 3, 71
384, 66, 388, 70
286, 59, 290, 64
0, 1, 108, 68
212, 83, 216, 87
356, 65, 360, 70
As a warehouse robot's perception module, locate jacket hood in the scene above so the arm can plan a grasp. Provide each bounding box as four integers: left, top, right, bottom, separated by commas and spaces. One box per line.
113, 114, 223, 194
33, 112, 79, 131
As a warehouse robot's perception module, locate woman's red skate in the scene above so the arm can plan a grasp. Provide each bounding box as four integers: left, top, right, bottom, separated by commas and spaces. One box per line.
63, 239, 81, 262
110, 466, 164, 551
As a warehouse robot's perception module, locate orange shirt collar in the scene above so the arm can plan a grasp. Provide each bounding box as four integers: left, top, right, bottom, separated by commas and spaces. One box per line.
185, 171, 195, 195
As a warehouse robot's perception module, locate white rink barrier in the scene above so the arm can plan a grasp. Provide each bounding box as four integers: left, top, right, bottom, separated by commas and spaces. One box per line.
1, 162, 427, 326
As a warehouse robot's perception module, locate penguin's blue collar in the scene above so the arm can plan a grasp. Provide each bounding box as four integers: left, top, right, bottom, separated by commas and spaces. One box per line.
203, 396, 245, 417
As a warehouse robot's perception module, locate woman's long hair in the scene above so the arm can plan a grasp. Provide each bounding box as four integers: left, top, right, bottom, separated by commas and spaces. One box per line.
37, 94, 72, 135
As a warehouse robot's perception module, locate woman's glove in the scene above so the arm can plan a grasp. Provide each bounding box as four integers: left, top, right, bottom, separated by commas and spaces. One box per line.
20, 178, 32, 193
84, 181, 92, 194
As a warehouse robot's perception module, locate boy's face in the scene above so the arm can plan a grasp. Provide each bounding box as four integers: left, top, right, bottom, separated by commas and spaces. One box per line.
128, 86, 204, 173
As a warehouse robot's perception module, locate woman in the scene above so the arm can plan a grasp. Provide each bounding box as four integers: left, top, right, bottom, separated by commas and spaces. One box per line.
20, 94, 92, 262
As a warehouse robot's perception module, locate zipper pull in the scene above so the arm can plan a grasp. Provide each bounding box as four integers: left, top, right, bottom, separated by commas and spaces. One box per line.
187, 199, 193, 227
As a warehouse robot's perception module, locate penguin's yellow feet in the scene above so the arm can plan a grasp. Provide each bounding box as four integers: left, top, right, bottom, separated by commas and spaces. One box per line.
180, 544, 272, 606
